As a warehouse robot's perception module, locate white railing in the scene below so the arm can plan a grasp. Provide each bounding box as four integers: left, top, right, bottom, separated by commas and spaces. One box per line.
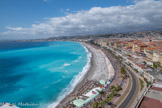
105, 45, 154, 108
134, 84, 152, 108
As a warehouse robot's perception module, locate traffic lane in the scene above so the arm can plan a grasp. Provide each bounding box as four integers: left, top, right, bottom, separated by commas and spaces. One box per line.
119, 65, 137, 108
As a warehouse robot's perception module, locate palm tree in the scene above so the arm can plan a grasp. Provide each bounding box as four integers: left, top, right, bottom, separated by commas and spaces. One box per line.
116, 84, 122, 92
92, 102, 99, 108
110, 85, 116, 91
98, 90, 105, 96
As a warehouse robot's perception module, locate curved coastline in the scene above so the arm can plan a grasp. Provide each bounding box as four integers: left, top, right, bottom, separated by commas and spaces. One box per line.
48, 42, 92, 108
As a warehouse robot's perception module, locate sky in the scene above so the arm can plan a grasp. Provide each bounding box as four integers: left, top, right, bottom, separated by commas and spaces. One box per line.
0, 0, 162, 40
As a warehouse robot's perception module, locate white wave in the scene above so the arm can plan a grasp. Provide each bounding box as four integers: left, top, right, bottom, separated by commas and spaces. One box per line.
63, 63, 71, 66
52, 79, 62, 85
73, 56, 82, 63
58, 63, 71, 70
47, 43, 92, 108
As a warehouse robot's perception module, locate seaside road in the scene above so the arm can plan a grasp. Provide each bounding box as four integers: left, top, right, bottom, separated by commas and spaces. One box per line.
119, 64, 138, 108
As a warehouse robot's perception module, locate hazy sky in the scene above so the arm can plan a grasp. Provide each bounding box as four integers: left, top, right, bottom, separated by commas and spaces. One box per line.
0, 0, 162, 40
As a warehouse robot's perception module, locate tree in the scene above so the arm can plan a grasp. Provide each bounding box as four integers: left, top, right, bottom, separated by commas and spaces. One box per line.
143, 61, 146, 65
93, 102, 103, 108
121, 74, 126, 80
116, 85, 122, 92
134, 69, 138, 73
90, 40, 94, 44
121, 67, 126, 74
98, 90, 105, 96
92, 102, 99, 108
110, 85, 116, 91
157, 62, 161, 70
153, 62, 158, 69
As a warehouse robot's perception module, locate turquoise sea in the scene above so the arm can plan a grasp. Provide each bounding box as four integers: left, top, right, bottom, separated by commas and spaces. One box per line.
0, 41, 91, 108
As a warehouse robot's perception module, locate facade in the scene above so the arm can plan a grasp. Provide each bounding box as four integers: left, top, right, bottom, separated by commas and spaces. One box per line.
137, 44, 148, 53
101, 40, 108, 47
153, 50, 162, 67
144, 47, 162, 67
113, 41, 122, 49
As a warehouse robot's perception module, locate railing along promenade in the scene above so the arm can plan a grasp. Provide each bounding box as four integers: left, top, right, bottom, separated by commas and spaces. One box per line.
105, 45, 154, 108
134, 84, 152, 108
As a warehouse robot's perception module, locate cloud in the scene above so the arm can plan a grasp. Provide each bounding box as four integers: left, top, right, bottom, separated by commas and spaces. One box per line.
6, 26, 25, 31
1, 0, 162, 39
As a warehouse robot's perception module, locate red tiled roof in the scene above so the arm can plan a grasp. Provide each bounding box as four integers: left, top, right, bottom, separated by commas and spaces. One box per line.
139, 97, 162, 108
126, 46, 132, 49
152, 87, 162, 92
139, 64, 147, 69
138, 44, 148, 47
114, 41, 122, 43
146, 47, 161, 51
148, 42, 154, 45
133, 40, 142, 44
160, 50, 162, 53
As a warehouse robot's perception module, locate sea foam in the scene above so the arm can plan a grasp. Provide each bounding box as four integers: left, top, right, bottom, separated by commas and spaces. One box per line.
47, 43, 92, 108
63, 63, 71, 66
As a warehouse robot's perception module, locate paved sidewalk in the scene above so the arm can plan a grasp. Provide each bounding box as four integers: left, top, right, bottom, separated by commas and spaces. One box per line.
125, 64, 148, 108
114, 69, 131, 107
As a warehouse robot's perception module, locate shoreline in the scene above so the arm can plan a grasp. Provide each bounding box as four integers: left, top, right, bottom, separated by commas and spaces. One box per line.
56, 42, 114, 108
54, 42, 94, 108
48, 42, 93, 108
0, 41, 93, 108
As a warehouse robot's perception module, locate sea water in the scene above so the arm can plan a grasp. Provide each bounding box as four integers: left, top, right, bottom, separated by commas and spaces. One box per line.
0, 41, 91, 108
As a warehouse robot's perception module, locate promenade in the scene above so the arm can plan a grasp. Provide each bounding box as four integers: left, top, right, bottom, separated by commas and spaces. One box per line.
85, 44, 130, 108
57, 43, 115, 108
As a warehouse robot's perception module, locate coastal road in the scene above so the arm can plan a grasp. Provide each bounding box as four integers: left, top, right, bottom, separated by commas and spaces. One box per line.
119, 64, 138, 108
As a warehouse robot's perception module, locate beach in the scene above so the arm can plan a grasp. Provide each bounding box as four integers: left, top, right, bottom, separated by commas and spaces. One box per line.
0, 41, 115, 108
56, 42, 115, 108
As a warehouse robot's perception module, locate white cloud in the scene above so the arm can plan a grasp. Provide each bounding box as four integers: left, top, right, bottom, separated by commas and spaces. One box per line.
6, 26, 25, 31
1, 0, 162, 39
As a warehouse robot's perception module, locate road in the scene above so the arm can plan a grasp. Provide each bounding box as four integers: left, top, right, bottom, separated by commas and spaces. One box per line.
119, 64, 138, 108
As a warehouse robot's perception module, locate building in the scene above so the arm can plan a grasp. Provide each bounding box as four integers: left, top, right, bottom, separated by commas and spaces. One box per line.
100, 40, 108, 47
137, 44, 148, 53
113, 41, 122, 49
144, 47, 162, 67
132, 40, 142, 52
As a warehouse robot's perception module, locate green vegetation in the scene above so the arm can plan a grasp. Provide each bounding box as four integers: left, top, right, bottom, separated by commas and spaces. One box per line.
106, 48, 120, 60
110, 85, 116, 91
98, 90, 105, 96
144, 78, 151, 87
147, 82, 151, 87
89, 40, 95, 44
92, 102, 101, 108
101, 93, 114, 106
121, 67, 127, 79
116, 85, 122, 92
139, 78, 144, 91
134, 69, 138, 73
89, 40, 101, 47
93, 85, 122, 108
153, 62, 158, 69
121, 67, 126, 74
153, 62, 161, 70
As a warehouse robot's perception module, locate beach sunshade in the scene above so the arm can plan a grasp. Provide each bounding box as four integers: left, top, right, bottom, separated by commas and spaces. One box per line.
73, 99, 85, 107
100, 80, 106, 86
85, 94, 98, 103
